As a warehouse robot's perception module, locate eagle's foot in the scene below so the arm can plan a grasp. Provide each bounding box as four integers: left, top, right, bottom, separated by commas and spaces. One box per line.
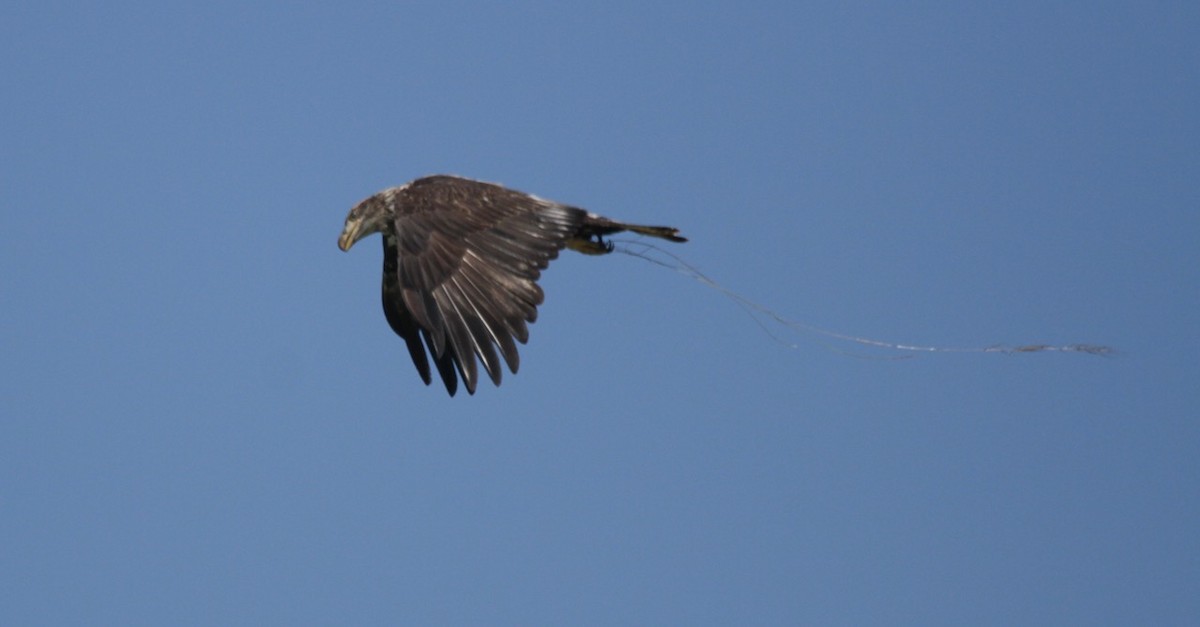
566, 234, 615, 255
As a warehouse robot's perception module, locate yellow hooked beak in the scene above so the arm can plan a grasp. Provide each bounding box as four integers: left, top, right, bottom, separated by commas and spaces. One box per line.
338, 219, 361, 251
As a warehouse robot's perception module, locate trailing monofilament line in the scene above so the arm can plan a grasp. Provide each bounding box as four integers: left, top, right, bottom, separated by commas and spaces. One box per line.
614, 240, 1114, 358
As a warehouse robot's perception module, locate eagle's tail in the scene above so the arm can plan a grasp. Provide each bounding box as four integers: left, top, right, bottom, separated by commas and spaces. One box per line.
622, 223, 688, 243
567, 212, 687, 255
581, 212, 687, 242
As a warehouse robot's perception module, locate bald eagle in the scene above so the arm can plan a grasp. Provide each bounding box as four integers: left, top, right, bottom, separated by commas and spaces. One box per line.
338, 175, 686, 396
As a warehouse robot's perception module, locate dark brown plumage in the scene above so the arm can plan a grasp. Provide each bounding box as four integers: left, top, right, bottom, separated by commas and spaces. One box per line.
338, 175, 686, 396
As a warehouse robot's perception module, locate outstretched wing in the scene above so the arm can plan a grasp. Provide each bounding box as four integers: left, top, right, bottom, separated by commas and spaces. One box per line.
381, 179, 586, 395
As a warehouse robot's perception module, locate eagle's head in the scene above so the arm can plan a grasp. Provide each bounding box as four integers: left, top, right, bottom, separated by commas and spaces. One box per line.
338, 193, 393, 251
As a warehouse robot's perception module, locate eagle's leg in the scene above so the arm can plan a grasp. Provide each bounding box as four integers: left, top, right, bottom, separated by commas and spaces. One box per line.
566, 233, 615, 255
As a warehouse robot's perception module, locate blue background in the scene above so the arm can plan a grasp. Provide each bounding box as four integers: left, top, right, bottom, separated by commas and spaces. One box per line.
3, 2, 1197, 624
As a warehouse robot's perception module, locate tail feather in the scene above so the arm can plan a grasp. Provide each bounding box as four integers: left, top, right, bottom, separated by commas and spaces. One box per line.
624, 223, 687, 243
569, 213, 687, 255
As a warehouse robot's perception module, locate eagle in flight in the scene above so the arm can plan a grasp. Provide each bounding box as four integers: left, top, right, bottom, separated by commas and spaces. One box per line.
338, 175, 687, 396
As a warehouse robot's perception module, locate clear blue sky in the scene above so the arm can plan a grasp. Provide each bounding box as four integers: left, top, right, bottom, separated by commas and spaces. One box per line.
3, 2, 1197, 625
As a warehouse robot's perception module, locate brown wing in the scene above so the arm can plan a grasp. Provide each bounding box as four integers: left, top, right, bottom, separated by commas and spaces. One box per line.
381, 178, 586, 395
